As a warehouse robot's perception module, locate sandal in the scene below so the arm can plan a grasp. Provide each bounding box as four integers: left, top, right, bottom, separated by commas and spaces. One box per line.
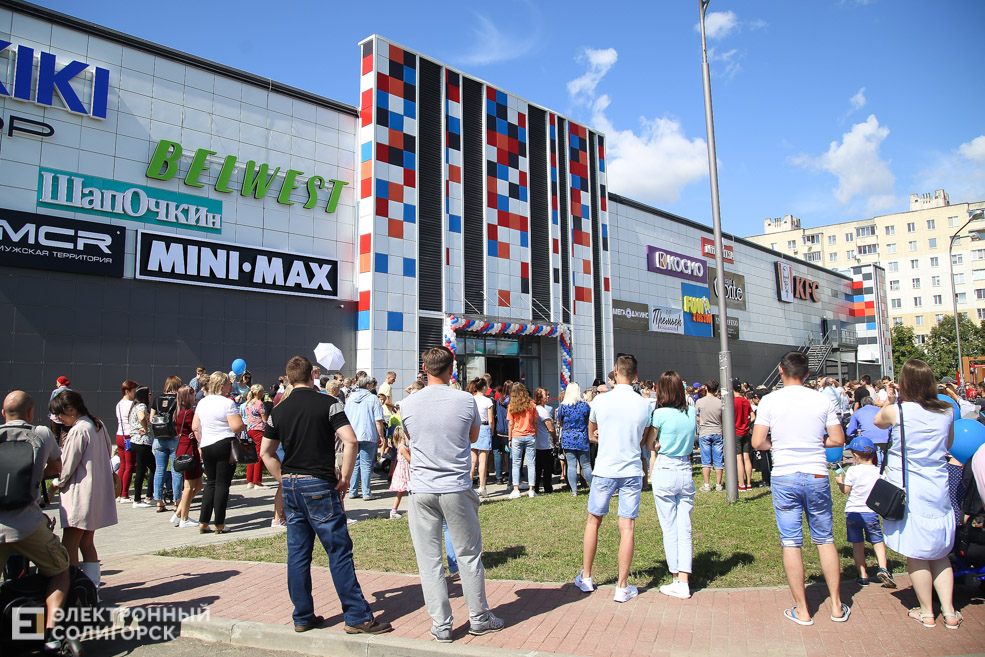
907, 608, 936, 628
943, 611, 963, 630
156, 504, 167, 513
783, 607, 813, 626
830, 603, 851, 622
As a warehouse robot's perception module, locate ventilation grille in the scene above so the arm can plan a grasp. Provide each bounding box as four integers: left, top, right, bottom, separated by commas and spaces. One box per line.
462, 77, 485, 316
418, 57, 443, 312
528, 106, 550, 322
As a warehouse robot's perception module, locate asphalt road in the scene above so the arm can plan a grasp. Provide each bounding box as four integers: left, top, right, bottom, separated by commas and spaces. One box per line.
83, 635, 308, 657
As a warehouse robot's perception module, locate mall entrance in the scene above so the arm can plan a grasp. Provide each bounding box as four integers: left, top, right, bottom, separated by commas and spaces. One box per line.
455, 333, 545, 389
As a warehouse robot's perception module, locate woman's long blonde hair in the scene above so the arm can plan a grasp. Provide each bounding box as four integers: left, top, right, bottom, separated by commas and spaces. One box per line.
508, 383, 533, 415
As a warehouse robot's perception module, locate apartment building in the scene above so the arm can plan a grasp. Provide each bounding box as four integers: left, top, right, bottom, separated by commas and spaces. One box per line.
746, 190, 985, 345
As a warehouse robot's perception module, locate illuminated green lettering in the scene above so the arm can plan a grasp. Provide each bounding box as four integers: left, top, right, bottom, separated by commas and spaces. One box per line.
325, 179, 349, 214
146, 140, 182, 181
304, 176, 325, 209
277, 169, 303, 205
214, 155, 238, 193
184, 148, 215, 188
241, 161, 280, 200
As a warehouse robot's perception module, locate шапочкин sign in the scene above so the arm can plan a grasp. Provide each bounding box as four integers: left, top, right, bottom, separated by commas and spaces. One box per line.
645, 245, 708, 284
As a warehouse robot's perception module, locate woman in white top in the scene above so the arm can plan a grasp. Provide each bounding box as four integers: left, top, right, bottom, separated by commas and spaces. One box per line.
192, 371, 246, 534
874, 359, 960, 630
467, 378, 495, 498
114, 380, 138, 502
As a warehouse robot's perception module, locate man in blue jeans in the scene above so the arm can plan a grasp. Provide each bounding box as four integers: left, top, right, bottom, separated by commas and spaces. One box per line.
695, 379, 724, 492
344, 374, 386, 500
752, 351, 848, 626
261, 356, 391, 635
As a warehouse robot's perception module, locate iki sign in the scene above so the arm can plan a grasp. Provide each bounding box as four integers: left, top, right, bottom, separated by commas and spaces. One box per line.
0, 42, 109, 119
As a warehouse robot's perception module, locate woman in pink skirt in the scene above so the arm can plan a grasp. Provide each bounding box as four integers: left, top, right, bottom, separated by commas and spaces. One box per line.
389, 427, 410, 519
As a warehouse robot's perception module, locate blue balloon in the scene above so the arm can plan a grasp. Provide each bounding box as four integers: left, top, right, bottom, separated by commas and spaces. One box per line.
825, 446, 844, 463
952, 419, 985, 465
937, 394, 960, 418
231, 358, 247, 376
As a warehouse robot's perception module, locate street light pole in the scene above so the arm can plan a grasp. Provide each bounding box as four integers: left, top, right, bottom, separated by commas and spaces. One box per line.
699, 0, 737, 503
950, 209, 985, 384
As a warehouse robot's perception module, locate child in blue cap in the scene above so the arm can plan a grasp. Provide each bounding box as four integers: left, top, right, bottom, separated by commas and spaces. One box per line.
835, 436, 896, 587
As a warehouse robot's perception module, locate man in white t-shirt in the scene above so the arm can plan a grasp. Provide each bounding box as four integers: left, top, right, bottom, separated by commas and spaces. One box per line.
575, 354, 652, 603
752, 351, 848, 626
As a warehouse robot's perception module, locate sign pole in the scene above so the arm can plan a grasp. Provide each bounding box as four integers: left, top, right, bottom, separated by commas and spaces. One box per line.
699, 0, 737, 504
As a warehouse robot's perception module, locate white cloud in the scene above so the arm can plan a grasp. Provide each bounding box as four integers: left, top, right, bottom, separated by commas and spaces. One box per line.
702, 11, 738, 40
795, 115, 896, 213
958, 135, 985, 163
850, 87, 866, 111
708, 47, 740, 79
567, 48, 708, 204
914, 136, 985, 204
456, 12, 536, 66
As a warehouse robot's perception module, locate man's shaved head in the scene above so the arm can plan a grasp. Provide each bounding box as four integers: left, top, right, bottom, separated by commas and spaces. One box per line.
2, 390, 34, 421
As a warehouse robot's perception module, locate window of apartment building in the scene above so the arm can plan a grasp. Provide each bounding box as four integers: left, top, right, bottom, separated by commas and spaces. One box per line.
889, 280, 900, 291
926, 219, 936, 230
827, 235, 836, 246
912, 278, 921, 289
908, 241, 918, 251
910, 259, 919, 269
846, 249, 856, 260
886, 243, 897, 254
888, 261, 899, 272
806, 251, 822, 263
953, 253, 964, 266
885, 225, 895, 236
931, 275, 941, 287
954, 273, 965, 284
787, 240, 796, 250
915, 315, 924, 326
973, 249, 985, 261
975, 270, 985, 281
803, 233, 822, 245
979, 309, 985, 321
770, 242, 777, 250
949, 216, 960, 228
891, 298, 902, 309
907, 222, 916, 233
913, 297, 923, 307
916, 334, 927, 345
893, 317, 904, 327
828, 252, 838, 263
858, 244, 878, 255
928, 238, 938, 249
957, 292, 967, 304
976, 288, 985, 300
845, 232, 854, 242
930, 256, 939, 267
933, 294, 943, 305
856, 225, 876, 237
936, 313, 944, 324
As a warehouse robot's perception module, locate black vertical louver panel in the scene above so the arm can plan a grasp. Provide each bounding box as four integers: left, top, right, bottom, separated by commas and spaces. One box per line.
418, 316, 444, 359
418, 58, 442, 312
462, 77, 485, 316
589, 132, 604, 379
528, 106, 550, 322
557, 118, 571, 324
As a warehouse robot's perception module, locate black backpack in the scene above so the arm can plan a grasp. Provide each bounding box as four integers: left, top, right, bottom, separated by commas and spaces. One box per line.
150, 395, 177, 439
0, 424, 42, 511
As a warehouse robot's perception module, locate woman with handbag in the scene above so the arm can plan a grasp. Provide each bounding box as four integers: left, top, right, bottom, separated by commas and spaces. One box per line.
193, 372, 246, 534
173, 385, 203, 528
114, 380, 138, 502
128, 386, 156, 508
555, 382, 593, 496
874, 359, 961, 630
243, 384, 268, 489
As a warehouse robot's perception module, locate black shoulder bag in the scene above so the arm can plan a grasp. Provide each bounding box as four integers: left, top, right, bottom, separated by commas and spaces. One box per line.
866, 401, 907, 520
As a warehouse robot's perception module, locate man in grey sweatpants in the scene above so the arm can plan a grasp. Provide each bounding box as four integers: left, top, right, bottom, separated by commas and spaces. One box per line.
399, 346, 505, 642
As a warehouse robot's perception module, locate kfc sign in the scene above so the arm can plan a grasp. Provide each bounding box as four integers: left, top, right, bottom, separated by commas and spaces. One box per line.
700, 237, 734, 264
775, 261, 820, 303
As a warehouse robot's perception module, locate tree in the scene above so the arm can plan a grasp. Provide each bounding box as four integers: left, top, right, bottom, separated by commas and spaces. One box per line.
891, 324, 924, 377
923, 315, 985, 380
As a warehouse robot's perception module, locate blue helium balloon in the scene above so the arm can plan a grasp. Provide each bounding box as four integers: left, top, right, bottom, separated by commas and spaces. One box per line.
952, 418, 985, 465
937, 394, 960, 418
231, 358, 247, 376
825, 446, 844, 463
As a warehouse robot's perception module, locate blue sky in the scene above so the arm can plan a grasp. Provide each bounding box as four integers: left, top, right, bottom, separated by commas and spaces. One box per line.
35, 0, 985, 237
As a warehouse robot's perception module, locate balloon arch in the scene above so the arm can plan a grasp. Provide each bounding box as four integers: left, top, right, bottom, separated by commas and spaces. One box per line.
442, 315, 572, 391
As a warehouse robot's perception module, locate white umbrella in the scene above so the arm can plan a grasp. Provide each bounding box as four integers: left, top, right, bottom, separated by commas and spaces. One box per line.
314, 343, 345, 371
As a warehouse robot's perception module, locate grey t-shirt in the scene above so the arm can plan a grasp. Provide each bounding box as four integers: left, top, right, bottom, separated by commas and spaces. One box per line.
400, 384, 480, 494
695, 395, 723, 437
0, 421, 61, 542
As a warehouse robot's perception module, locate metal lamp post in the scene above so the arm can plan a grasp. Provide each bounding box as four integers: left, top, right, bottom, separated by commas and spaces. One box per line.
949, 209, 985, 383
698, 0, 737, 503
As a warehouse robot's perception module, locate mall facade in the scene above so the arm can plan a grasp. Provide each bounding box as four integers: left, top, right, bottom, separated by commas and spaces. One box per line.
0, 2, 886, 419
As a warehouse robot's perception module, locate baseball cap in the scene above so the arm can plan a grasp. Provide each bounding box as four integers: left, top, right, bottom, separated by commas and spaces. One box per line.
693, 382, 701, 389
847, 437, 875, 453
56, 376, 70, 387
731, 377, 742, 390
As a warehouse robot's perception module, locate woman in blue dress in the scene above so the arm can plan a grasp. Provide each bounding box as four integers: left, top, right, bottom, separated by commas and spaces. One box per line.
555, 383, 592, 496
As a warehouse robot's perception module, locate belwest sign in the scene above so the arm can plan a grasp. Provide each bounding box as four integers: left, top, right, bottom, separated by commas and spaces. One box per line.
0, 42, 109, 119
0, 208, 124, 277
136, 231, 339, 299
775, 261, 820, 303
646, 245, 708, 284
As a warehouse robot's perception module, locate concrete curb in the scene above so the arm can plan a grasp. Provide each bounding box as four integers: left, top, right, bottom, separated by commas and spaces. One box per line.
180, 615, 581, 657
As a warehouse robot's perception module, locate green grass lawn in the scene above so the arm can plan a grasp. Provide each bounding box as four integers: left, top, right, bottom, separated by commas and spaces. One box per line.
161, 470, 905, 589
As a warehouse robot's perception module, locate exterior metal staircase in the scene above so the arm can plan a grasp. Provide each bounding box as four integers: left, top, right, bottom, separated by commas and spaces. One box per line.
759, 328, 858, 389
807, 341, 833, 376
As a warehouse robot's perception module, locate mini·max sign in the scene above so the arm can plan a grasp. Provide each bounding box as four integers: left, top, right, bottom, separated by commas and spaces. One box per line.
0, 42, 109, 119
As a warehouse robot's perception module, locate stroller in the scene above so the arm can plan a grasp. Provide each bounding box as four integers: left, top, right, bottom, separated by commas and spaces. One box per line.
0, 565, 97, 656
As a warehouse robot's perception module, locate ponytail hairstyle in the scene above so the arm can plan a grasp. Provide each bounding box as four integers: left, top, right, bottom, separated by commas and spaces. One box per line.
132, 386, 151, 407
247, 384, 265, 404
176, 385, 195, 411
49, 389, 103, 432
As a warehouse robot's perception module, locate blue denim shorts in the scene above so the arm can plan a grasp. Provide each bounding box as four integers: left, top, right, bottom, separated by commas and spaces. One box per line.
771, 473, 834, 547
587, 475, 642, 519
846, 511, 883, 544
699, 434, 724, 469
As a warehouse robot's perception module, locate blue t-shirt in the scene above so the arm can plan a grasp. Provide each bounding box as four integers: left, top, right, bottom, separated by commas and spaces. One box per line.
650, 405, 697, 457
555, 401, 591, 451
846, 405, 890, 445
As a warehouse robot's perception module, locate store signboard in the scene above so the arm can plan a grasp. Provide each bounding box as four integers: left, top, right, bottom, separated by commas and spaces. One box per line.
650, 305, 684, 334
136, 231, 339, 299
681, 282, 713, 337
700, 236, 734, 264
713, 314, 740, 340
612, 299, 650, 331
0, 207, 124, 277
0, 42, 110, 119
646, 245, 708, 284
775, 261, 820, 303
708, 266, 747, 311
38, 168, 222, 232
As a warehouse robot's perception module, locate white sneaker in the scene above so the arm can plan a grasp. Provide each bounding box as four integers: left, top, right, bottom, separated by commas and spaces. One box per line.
575, 570, 595, 592
362, 495, 376, 502
132, 501, 152, 508
177, 519, 198, 528
714, 484, 724, 492
118, 497, 131, 504
527, 489, 536, 498
508, 489, 522, 499
477, 488, 487, 498
347, 518, 358, 525
659, 580, 691, 599
168, 513, 179, 526
389, 509, 401, 519
614, 585, 639, 603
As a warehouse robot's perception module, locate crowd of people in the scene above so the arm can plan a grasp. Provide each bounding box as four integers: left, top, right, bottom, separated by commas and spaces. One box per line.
2, 346, 983, 650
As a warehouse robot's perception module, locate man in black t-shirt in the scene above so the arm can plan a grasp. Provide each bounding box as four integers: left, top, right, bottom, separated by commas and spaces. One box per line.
261, 356, 392, 636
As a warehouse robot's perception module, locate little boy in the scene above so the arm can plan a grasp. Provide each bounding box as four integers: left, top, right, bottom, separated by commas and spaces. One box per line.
835, 436, 896, 588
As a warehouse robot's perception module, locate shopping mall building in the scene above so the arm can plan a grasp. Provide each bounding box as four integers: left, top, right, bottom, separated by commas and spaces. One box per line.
0, 1, 888, 418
